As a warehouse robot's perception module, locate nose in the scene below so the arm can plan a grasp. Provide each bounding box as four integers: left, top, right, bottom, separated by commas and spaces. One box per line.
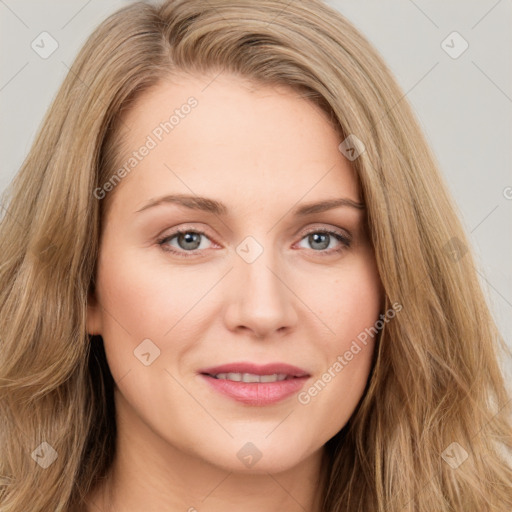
223, 245, 298, 339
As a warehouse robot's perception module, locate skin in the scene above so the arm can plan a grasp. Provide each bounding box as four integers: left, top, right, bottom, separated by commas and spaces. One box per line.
86, 72, 383, 512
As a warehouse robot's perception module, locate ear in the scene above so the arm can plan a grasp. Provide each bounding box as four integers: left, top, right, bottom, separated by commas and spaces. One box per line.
87, 288, 103, 336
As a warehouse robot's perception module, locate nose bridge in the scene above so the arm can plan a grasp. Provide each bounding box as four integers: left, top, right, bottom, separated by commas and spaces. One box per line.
226, 234, 297, 335
238, 235, 286, 303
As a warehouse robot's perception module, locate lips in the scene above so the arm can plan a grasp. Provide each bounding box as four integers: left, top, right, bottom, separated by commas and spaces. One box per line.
198, 362, 310, 378
198, 361, 311, 406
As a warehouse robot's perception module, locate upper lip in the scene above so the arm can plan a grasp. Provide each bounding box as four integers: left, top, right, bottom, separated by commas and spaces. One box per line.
199, 362, 310, 378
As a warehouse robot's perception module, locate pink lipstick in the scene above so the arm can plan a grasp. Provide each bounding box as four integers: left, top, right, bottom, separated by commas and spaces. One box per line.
198, 362, 310, 406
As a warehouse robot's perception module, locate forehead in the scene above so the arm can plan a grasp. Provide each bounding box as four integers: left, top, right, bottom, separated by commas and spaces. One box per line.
106, 73, 361, 217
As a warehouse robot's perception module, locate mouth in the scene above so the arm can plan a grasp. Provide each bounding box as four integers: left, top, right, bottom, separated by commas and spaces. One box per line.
197, 362, 311, 406
203, 372, 301, 382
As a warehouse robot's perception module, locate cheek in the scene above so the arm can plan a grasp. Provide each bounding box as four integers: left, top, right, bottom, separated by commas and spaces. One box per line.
94, 242, 217, 376
93, 242, 169, 375
313, 250, 382, 345
297, 251, 381, 419
97, 239, 203, 330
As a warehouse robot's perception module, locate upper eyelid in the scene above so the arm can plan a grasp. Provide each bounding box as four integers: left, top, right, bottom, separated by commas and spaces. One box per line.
159, 225, 218, 244
300, 224, 351, 237
159, 223, 352, 247
161, 222, 350, 235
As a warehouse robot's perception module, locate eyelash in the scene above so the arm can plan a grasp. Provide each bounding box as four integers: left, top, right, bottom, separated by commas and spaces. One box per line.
156, 226, 352, 259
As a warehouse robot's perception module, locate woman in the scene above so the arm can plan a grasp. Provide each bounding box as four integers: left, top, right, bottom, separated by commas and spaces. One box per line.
1, 0, 511, 510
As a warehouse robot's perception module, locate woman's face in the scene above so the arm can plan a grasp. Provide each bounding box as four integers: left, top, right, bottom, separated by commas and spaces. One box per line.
88, 73, 383, 474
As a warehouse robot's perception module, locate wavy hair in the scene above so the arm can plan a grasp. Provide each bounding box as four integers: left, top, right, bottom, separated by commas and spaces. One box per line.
1, 0, 511, 510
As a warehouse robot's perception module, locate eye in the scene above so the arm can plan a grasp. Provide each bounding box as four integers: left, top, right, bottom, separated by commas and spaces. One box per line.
157, 226, 352, 259
157, 229, 214, 258
296, 228, 351, 255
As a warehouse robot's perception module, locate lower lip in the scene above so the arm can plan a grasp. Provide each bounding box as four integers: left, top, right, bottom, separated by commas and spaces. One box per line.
200, 374, 309, 406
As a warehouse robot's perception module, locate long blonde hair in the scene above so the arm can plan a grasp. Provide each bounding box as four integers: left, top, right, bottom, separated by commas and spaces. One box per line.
1, 1, 511, 510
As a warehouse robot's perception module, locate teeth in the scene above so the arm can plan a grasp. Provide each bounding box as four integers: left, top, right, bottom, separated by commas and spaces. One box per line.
212, 372, 289, 383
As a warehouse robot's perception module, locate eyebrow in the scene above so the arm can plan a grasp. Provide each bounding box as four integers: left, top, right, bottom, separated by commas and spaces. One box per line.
135, 194, 365, 216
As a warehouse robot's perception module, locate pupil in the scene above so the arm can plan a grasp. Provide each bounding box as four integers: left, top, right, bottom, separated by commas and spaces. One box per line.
179, 232, 201, 250
310, 233, 329, 250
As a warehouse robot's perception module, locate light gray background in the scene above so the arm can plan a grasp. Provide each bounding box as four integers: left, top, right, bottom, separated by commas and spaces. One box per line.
1, 0, 511, 379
